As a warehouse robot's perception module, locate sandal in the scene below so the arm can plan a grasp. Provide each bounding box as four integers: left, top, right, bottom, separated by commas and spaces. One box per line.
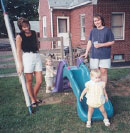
103, 119, 110, 126
31, 102, 38, 107
36, 99, 42, 104
86, 121, 91, 128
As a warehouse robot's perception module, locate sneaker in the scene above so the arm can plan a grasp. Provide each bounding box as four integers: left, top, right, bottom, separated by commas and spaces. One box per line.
46, 89, 52, 93
86, 121, 91, 128
103, 119, 110, 126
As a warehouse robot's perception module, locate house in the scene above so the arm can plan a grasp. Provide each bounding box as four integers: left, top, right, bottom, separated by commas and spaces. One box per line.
14, 21, 40, 36
39, 0, 130, 62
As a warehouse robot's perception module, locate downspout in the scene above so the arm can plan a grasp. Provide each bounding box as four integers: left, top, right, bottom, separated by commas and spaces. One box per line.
50, 8, 54, 49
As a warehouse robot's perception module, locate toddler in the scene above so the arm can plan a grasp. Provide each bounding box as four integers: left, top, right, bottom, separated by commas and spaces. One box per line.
80, 69, 110, 128
45, 57, 56, 93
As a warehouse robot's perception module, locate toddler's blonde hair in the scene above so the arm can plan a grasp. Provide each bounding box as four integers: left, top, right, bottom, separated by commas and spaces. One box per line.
45, 56, 52, 65
90, 69, 101, 79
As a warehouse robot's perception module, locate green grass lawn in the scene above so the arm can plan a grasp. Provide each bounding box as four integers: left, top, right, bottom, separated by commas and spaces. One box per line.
0, 68, 16, 74
0, 68, 130, 133
108, 68, 130, 81
0, 54, 16, 74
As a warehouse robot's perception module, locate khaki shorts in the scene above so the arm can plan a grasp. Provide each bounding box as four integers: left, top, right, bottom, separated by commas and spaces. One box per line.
90, 58, 111, 69
22, 52, 42, 73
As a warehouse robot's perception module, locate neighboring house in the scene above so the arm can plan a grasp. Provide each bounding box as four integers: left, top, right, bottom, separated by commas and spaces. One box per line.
14, 21, 40, 36
39, 0, 130, 62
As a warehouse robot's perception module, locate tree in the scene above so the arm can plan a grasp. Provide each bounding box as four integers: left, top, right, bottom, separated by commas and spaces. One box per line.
0, 0, 39, 37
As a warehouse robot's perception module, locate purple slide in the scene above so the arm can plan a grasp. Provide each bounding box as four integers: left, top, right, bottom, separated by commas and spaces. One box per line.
52, 60, 71, 92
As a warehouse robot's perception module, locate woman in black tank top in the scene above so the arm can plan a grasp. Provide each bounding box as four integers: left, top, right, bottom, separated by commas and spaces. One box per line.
16, 17, 43, 107
19, 30, 39, 53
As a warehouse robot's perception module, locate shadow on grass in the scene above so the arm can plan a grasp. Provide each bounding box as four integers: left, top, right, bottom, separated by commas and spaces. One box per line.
110, 96, 130, 115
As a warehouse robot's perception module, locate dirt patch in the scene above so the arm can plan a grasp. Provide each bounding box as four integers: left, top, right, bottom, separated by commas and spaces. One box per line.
107, 75, 130, 96
41, 96, 62, 105
39, 74, 130, 105
39, 90, 76, 105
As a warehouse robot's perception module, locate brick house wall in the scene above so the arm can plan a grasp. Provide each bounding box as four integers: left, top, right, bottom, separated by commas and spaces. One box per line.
39, 0, 130, 61
39, 0, 52, 49
53, 10, 71, 37
70, 5, 93, 48
52, 5, 93, 49
94, 0, 130, 61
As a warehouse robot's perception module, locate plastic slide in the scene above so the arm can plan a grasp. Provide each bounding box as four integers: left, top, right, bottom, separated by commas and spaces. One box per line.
53, 59, 113, 122
52, 60, 71, 92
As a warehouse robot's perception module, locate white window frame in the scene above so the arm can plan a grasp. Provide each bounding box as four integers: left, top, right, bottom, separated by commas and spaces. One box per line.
80, 14, 86, 40
57, 16, 69, 34
43, 16, 47, 37
111, 12, 125, 40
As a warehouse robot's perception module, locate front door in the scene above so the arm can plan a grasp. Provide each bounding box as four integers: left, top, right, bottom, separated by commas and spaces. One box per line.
57, 17, 69, 47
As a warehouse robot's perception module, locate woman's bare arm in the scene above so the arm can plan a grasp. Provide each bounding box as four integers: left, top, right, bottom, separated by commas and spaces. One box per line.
94, 41, 115, 48
80, 40, 92, 58
16, 35, 23, 75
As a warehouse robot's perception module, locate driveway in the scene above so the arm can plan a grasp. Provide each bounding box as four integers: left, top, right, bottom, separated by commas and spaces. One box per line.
0, 38, 11, 51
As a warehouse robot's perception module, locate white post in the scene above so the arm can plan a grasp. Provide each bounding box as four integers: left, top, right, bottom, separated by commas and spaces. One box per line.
69, 33, 73, 66
4, 14, 32, 114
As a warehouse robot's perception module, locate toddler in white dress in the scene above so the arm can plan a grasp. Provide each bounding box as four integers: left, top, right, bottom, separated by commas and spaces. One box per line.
45, 57, 56, 93
80, 69, 110, 128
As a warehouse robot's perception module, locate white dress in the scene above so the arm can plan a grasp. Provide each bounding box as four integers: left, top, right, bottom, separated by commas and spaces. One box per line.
85, 80, 106, 108
45, 65, 55, 87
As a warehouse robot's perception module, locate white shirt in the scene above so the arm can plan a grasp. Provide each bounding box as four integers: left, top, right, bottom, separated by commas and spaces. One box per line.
45, 65, 55, 78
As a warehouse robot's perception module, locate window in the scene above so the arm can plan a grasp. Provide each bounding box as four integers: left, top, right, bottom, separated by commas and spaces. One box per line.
113, 54, 124, 61
43, 16, 47, 37
80, 14, 86, 40
58, 19, 67, 33
111, 13, 125, 40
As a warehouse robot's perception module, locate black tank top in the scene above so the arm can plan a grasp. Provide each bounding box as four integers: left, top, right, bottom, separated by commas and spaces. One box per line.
19, 30, 38, 53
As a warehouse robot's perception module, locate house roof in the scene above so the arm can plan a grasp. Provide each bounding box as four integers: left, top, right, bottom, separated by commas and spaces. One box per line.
48, 0, 97, 9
